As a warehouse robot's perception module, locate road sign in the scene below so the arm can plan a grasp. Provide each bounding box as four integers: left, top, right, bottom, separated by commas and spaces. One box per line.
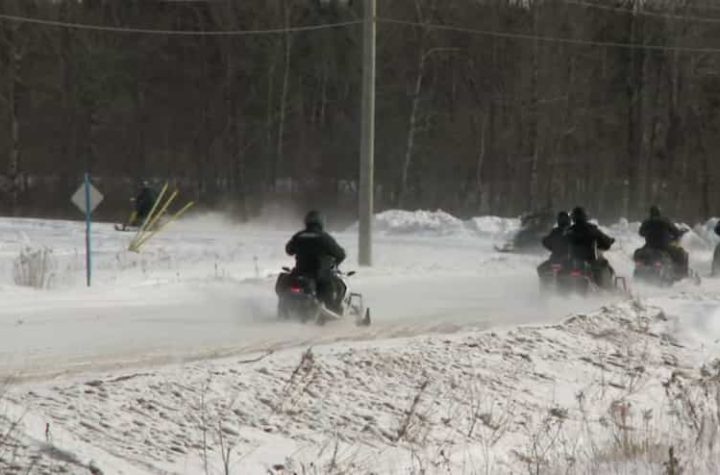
71, 181, 103, 214
72, 175, 102, 287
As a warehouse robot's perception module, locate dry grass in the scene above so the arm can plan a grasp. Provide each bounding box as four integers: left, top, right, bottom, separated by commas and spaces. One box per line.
13, 246, 56, 289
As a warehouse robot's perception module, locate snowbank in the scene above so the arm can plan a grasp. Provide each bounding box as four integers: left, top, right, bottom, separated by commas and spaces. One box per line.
605, 217, 639, 239
691, 218, 720, 248
466, 215, 520, 238
349, 209, 519, 239
2, 213, 720, 473
365, 209, 467, 236
5, 299, 720, 474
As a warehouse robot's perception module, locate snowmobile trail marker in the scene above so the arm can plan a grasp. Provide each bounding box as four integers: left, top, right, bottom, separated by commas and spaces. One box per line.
71, 174, 103, 287
127, 183, 194, 252
132, 201, 194, 251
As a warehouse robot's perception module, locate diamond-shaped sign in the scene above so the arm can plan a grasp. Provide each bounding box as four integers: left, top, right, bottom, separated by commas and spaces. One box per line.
71, 182, 104, 214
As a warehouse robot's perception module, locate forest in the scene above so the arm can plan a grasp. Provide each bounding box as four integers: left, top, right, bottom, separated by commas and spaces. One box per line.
1, 0, 720, 223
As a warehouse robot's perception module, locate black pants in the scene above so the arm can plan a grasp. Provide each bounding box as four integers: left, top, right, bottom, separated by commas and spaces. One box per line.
666, 245, 689, 277
591, 258, 615, 289
314, 271, 343, 312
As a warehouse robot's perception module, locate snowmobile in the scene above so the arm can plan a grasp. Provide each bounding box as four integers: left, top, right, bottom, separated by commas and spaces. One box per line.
540, 259, 604, 296
115, 211, 157, 232
633, 230, 699, 286
633, 248, 679, 286
496, 211, 555, 254
275, 267, 370, 326
540, 255, 627, 297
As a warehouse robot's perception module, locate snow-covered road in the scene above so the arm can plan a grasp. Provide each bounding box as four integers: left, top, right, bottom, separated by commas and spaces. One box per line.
0, 212, 638, 380
0, 212, 717, 380
2, 211, 720, 473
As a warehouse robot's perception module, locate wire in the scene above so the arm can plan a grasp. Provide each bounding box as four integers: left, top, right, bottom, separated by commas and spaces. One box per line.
0, 12, 362, 36
377, 17, 720, 53
563, 0, 720, 24
3, 9, 719, 54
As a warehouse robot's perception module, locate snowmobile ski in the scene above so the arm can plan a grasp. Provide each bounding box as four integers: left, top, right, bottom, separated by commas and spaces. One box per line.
357, 309, 371, 327
494, 244, 515, 253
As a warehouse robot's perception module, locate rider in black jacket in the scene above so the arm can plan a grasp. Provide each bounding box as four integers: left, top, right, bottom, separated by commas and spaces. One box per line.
637, 206, 688, 278
537, 211, 571, 278
286, 211, 346, 311
566, 207, 616, 287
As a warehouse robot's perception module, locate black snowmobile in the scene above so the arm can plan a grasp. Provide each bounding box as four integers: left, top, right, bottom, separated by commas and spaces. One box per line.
496, 210, 555, 254
540, 258, 623, 296
633, 248, 679, 286
275, 267, 370, 326
633, 229, 697, 286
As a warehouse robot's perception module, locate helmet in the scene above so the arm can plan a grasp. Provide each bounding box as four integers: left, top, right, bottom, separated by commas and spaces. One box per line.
571, 206, 588, 224
557, 211, 571, 228
649, 205, 661, 218
304, 210, 324, 228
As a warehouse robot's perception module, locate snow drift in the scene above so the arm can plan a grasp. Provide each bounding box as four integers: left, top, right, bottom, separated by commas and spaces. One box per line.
1, 212, 720, 473
4, 298, 720, 474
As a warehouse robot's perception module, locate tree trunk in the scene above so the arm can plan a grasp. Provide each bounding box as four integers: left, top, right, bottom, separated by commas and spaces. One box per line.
527, 5, 541, 211
274, 0, 293, 190
626, 1, 647, 219
4, 25, 23, 216
473, 112, 488, 212
398, 50, 427, 208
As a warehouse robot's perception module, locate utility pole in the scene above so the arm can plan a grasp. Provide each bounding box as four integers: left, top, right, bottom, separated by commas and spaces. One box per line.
359, 0, 376, 266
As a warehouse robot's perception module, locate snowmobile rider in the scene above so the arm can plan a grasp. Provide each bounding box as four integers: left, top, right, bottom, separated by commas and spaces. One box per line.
130, 181, 158, 227
566, 207, 616, 287
537, 211, 572, 277
286, 211, 347, 313
638, 205, 689, 278
511, 207, 555, 250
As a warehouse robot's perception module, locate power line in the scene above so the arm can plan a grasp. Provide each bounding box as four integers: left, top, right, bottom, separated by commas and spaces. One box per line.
377, 17, 720, 54
0, 12, 362, 36
3, 9, 719, 54
564, 0, 720, 24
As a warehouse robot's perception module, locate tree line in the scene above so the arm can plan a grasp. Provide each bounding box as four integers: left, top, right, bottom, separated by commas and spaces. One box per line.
1, 0, 720, 224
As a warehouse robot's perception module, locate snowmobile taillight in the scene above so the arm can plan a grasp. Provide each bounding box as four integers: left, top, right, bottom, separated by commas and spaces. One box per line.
290, 285, 303, 294
570, 270, 584, 277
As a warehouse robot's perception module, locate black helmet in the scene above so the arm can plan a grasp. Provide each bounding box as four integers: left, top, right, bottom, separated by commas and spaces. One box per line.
557, 211, 571, 228
304, 210, 324, 228
649, 205, 661, 218
571, 206, 588, 224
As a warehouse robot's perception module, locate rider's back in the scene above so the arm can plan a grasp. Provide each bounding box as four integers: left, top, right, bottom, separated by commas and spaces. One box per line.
286, 224, 346, 276
542, 227, 570, 261
640, 217, 679, 249
136, 187, 157, 215
567, 221, 614, 262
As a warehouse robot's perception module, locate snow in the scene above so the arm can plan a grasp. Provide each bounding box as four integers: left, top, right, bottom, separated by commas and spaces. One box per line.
0, 209, 720, 473
353, 209, 468, 236
466, 215, 520, 238
349, 209, 520, 240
